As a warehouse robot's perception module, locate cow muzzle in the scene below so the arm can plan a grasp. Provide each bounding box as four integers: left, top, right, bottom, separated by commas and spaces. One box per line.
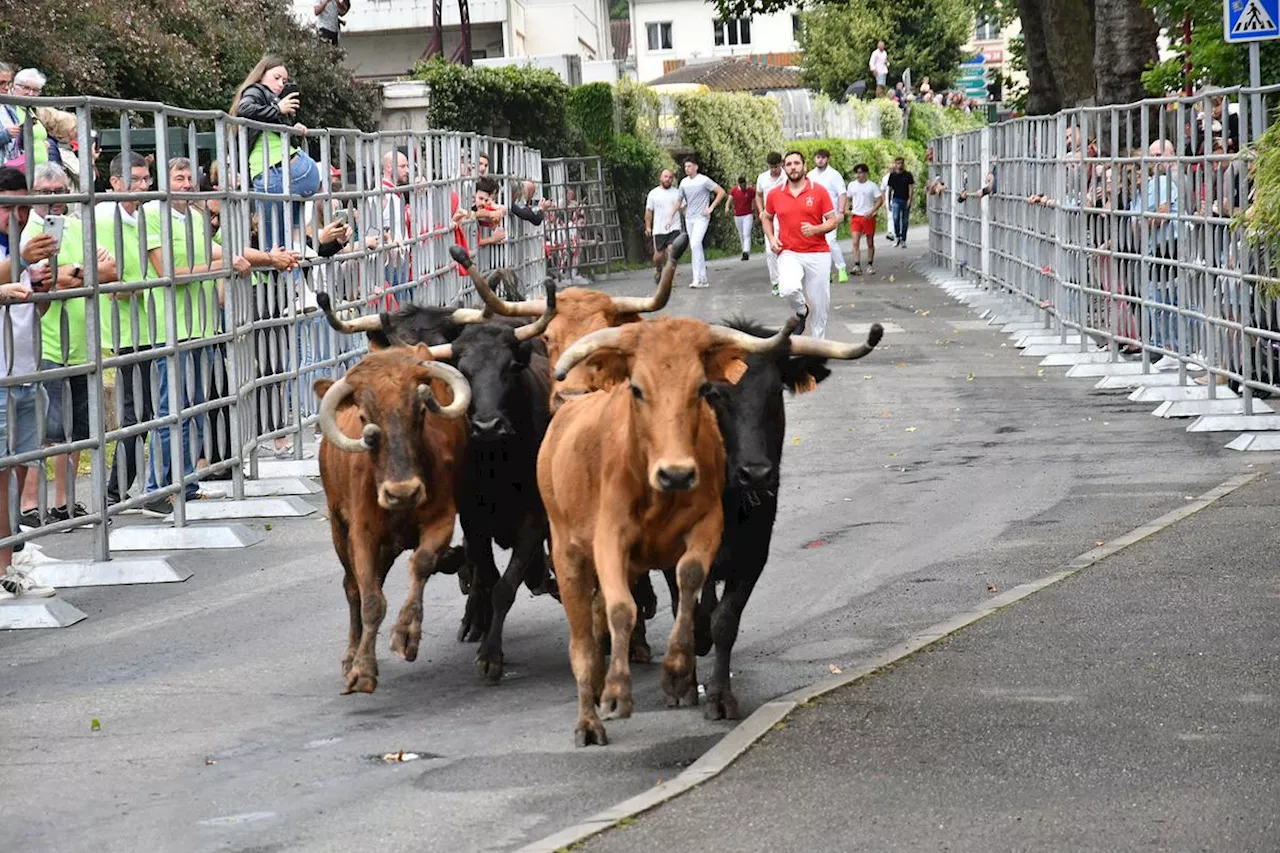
378, 478, 427, 511
653, 463, 698, 493
733, 461, 775, 489
470, 415, 513, 441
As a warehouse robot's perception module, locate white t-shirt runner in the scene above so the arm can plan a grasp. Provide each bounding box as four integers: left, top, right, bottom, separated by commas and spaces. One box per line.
846, 180, 883, 217
679, 173, 720, 220
807, 166, 846, 214
755, 169, 786, 210
645, 185, 683, 234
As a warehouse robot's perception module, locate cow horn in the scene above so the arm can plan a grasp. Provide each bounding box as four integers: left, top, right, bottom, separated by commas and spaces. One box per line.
787, 323, 885, 359
553, 325, 627, 381
427, 343, 454, 361
418, 361, 472, 419
450, 245, 543, 318
611, 232, 688, 314
317, 377, 375, 454
707, 315, 802, 353
449, 307, 489, 325
315, 291, 384, 335
514, 281, 557, 341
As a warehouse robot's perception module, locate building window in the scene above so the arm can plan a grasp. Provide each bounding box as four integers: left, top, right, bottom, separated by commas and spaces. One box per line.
646, 21, 673, 51
792, 13, 802, 41
975, 14, 999, 41
714, 17, 751, 47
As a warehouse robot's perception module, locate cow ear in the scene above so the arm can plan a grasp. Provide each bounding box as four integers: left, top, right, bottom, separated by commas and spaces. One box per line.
782, 356, 832, 395
313, 378, 334, 401
514, 340, 533, 368
412, 342, 433, 361
706, 344, 748, 385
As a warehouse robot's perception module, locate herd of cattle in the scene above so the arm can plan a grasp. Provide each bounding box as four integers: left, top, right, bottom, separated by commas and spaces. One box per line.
312, 236, 884, 746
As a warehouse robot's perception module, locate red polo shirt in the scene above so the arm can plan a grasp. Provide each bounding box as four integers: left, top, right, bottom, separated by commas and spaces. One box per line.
765, 178, 834, 254
730, 185, 756, 216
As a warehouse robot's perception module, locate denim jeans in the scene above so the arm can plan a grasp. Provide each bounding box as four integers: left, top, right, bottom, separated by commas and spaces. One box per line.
253, 150, 321, 250
890, 198, 910, 243
146, 346, 207, 499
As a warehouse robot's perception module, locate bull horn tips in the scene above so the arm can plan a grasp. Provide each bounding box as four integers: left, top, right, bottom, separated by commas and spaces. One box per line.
315, 291, 333, 312
554, 368, 569, 381
669, 233, 690, 262
867, 323, 885, 347
781, 315, 802, 336
449, 245, 474, 268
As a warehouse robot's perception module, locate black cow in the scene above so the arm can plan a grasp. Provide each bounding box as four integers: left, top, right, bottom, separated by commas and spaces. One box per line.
661, 317, 884, 720
423, 286, 557, 682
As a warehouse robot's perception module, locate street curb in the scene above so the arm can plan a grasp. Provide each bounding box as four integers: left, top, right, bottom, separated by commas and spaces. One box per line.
511, 470, 1262, 853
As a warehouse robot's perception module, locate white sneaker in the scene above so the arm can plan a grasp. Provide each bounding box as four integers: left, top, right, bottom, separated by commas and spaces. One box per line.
1152, 355, 1181, 372
689, 281, 710, 289
866, 265, 876, 275
0, 570, 56, 598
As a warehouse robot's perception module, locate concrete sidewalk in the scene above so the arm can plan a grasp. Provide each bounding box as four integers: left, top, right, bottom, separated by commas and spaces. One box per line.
581, 471, 1280, 853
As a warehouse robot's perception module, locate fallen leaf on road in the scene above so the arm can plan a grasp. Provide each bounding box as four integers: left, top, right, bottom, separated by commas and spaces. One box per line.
205, 757, 217, 766
863, 375, 873, 380
1037, 369, 1046, 377
383, 751, 422, 763
986, 584, 998, 593
791, 437, 801, 445
887, 452, 898, 457
966, 373, 975, 381
905, 426, 918, 432
1094, 540, 1105, 547
896, 361, 906, 368
90, 718, 101, 732
888, 275, 896, 282
829, 664, 843, 674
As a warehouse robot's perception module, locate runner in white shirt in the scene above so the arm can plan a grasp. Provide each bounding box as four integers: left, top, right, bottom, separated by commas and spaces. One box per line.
643, 168, 682, 283
807, 149, 848, 282
755, 151, 787, 294
678, 158, 725, 289
846, 163, 885, 275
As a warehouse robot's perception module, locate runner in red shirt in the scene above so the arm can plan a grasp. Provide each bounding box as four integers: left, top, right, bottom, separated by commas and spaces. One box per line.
762, 151, 838, 338
729, 176, 757, 261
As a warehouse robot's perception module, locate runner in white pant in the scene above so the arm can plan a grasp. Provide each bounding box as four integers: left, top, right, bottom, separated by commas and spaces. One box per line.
807, 150, 848, 283
756, 152, 787, 294
729, 175, 757, 261
678, 158, 726, 289
762, 150, 839, 339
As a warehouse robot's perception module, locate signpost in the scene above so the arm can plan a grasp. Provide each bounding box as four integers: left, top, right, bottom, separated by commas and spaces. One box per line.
1224, 0, 1279, 143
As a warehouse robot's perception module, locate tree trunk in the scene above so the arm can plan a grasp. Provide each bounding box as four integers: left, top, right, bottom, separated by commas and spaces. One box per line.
1018, 0, 1062, 114
1018, 0, 1096, 112
1093, 0, 1160, 106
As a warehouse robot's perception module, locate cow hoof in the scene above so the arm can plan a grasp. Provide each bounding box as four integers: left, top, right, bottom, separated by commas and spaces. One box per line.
456, 563, 474, 596
340, 652, 355, 677
574, 719, 609, 747
390, 623, 420, 662
341, 668, 378, 695
476, 650, 504, 684
629, 638, 653, 664
600, 682, 633, 720
662, 667, 699, 708
703, 692, 741, 721
694, 628, 713, 658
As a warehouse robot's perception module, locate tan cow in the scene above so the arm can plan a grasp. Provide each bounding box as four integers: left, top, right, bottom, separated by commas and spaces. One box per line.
314, 347, 471, 694
536, 315, 798, 746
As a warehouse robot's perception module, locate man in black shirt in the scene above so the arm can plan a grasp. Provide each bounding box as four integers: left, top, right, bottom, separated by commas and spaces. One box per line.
885, 157, 914, 247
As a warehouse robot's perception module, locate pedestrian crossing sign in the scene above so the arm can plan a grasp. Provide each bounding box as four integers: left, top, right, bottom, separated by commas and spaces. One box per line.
1225, 0, 1280, 42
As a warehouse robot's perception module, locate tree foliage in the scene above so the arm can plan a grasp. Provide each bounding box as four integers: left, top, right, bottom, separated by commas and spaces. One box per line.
414, 58, 577, 154
0, 0, 381, 130
798, 0, 973, 99
1142, 0, 1280, 93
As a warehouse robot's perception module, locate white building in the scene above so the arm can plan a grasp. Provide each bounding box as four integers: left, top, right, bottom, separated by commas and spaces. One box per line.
291, 0, 612, 80
627, 0, 802, 83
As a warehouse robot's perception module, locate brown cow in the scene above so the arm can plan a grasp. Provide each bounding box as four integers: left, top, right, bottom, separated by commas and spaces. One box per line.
314, 347, 471, 694
537, 316, 798, 746
452, 237, 688, 401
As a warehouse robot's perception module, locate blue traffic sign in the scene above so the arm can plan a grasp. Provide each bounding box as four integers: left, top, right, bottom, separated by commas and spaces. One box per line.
1225, 0, 1279, 43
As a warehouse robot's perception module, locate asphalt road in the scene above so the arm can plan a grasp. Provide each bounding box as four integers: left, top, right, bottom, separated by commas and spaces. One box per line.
580, 471, 1280, 853
0, 229, 1268, 853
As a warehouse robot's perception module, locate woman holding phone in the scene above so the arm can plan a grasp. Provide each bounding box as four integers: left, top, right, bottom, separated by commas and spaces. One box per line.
230, 55, 321, 250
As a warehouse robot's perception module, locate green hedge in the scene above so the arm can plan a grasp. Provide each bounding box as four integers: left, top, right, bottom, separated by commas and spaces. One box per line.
905, 101, 985, 147
787, 138, 929, 224
674, 92, 786, 252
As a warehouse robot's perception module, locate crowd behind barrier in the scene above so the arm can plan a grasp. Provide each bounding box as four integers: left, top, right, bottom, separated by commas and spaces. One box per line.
0, 92, 552, 571
926, 85, 1280, 409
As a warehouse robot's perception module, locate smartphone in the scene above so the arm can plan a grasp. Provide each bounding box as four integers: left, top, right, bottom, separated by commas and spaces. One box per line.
42, 214, 64, 249
280, 83, 300, 101
333, 209, 349, 225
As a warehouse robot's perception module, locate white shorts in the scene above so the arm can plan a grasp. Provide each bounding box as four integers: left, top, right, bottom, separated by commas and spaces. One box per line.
777, 251, 831, 296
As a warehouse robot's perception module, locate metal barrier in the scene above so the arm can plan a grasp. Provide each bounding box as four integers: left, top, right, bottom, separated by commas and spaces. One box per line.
0, 92, 546, 596
927, 85, 1280, 436
542, 156, 624, 282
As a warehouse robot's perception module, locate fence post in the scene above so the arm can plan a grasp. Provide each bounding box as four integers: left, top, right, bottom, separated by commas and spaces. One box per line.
949, 138, 959, 275
980, 126, 991, 291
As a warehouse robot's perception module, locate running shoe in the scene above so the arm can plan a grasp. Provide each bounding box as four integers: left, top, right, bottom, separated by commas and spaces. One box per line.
837, 267, 849, 283
0, 570, 55, 598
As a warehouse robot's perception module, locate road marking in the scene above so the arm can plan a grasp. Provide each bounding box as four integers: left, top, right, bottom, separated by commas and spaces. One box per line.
512, 470, 1262, 853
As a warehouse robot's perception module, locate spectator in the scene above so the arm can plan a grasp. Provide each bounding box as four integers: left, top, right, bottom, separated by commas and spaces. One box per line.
314, 0, 349, 46
730, 175, 756, 261
869, 41, 889, 98
510, 179, 553, 226
1133, 140, 1181, 371
918, 76, 932, 99
138, 157, 224, 516
97, 152, 157, 509
0, 166, 57, 597
19, 162, 118, 528
230, 55, 321, 250
2, 68, 66, 170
